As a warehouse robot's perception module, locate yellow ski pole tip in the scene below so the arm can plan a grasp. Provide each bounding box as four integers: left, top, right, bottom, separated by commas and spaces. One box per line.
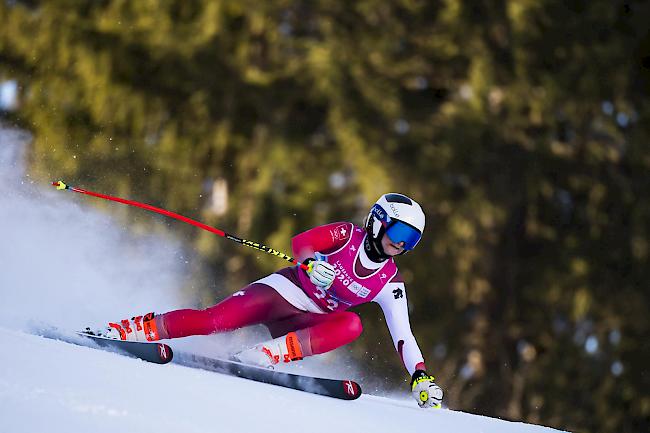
53, 181, 67, 190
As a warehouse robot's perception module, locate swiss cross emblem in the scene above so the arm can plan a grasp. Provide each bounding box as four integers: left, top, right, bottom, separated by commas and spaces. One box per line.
393, 288, 403, 299
331, 225, 349, 242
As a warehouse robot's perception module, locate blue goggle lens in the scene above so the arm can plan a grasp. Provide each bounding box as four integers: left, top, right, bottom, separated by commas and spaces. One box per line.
386, 221, 422, 250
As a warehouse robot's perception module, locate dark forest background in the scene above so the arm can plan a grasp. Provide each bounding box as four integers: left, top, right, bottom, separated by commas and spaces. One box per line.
1, 1, 649, 432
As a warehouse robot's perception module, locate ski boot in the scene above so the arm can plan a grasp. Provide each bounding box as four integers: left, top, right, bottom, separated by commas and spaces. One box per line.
103, 312, 161, 342
232, 332, 304, 368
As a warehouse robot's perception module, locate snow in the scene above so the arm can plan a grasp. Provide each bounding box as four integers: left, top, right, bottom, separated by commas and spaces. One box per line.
0, 127, 567, 432
0, 128, 194, 333
0, 328, 565, 433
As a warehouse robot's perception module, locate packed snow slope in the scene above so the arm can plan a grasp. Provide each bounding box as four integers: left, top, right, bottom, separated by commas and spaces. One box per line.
0, 128, 567, 432
0, 327, 566, 433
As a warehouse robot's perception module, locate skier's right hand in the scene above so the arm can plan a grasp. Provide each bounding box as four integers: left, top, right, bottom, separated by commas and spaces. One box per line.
411, 370, 443, 408
305, 259, 335, 288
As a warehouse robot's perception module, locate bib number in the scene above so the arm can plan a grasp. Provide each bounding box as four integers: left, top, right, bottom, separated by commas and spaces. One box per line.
312, 286, 339, 311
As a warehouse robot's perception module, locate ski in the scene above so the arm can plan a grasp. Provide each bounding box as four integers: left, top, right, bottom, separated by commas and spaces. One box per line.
172, 351, 362, 400
37, 327, 173, 364
36, 327, 360, 400
76, 331, 173, 364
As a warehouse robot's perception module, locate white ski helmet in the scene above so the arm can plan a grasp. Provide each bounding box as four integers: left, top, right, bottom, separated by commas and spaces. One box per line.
365, 193, 425, 251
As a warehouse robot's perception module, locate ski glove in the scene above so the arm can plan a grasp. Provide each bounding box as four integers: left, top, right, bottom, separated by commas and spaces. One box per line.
411, 370, 443, 408
305, 258, 335, 288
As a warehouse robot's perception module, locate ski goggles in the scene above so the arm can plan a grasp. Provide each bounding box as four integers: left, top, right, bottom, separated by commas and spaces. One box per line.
371, 204, 422, 250
385, 220, 422, 250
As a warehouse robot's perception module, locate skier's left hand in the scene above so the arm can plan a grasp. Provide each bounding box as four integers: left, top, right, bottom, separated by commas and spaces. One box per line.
411, 370, 443, 408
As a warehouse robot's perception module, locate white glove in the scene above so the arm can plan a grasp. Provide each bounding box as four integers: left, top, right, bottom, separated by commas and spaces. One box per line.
411, 370, 443, 408
306, 259, 335, 288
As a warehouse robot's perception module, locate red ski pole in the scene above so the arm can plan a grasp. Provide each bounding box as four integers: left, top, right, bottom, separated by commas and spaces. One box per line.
52, 181, 309, 271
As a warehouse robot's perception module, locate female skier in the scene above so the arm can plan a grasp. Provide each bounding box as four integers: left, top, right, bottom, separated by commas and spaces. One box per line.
103, 193, 443, 408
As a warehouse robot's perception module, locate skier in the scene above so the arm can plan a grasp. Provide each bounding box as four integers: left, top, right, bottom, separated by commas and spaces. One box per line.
102, 193, 443, 408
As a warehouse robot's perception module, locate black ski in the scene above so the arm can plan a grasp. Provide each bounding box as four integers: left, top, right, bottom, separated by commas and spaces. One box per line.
172, 351, 362, 400
37, 327, 173, 364
36, 327, 360, 400
76, 331, 173, 364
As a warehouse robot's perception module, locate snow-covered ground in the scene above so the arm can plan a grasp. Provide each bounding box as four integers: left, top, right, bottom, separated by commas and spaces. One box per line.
0, 127, 567, 432
1, 327, 565, 433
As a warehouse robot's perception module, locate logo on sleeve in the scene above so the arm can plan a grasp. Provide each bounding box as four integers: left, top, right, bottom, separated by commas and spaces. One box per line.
392, 288, 404, 299
330, 224, 349, 242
